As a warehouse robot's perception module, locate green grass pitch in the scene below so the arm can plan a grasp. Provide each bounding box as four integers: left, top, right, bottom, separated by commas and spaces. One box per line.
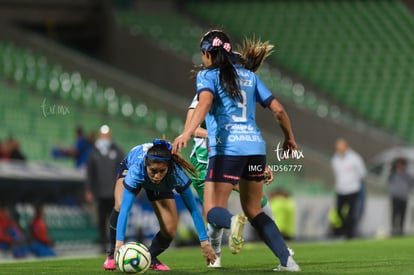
1, 237, 413, 274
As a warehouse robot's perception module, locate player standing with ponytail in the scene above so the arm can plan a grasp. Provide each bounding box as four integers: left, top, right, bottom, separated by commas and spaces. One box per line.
174, 30, 300, 272
186, 37, 281, 268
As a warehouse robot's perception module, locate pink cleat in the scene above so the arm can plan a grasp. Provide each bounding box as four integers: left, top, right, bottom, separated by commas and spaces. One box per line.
103, 256, 116, 271
150, 257, 171, 271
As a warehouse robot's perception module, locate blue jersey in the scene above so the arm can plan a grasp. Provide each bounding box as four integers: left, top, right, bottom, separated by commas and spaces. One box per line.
196, 65, 274, 156
116, 143, 208, 242
123, 143, 191, 193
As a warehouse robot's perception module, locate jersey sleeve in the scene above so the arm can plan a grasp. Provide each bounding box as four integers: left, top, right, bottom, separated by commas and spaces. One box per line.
255, 75, 275, 108
354, 152, 367, 178
196, 70, 215, 96
179, 187, 208, 242
116, 186, 136, 241
123, 163, 142, 193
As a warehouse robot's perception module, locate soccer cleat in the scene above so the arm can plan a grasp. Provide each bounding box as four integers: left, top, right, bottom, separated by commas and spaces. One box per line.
150, 257, 171, 271
228, 214, 247, 254
103, 256, 116, 271
208, 254, 221, 268
273, 256, 301, 272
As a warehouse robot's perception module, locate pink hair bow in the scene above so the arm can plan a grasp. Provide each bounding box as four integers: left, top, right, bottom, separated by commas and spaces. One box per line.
212, 37, 231, 53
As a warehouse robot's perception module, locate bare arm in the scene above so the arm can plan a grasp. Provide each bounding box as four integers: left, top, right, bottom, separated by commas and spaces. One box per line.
173, 92, 212, 153
186, 109, 208, 138
269, 98, 298, 151
195, 127, 208, 138
183, 108, 195, 132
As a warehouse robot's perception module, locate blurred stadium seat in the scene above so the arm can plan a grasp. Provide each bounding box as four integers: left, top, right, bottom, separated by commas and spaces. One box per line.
0, 40, 183, 163
15, 203, 98, 248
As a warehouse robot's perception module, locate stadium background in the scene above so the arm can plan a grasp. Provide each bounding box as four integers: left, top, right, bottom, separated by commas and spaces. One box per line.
0, 0, 413, 257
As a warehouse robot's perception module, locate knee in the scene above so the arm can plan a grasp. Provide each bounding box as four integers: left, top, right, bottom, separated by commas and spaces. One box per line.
161, 226, 176, 239
113, 178, 124, 212
114, 201, 121, 212
241, 206, 261, 220
206, 207, 219, 224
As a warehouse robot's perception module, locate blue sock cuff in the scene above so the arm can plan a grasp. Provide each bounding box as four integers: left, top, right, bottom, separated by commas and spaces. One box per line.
149, 231, 173, 259
207, 207, 232, 229
251, 212, 271, 228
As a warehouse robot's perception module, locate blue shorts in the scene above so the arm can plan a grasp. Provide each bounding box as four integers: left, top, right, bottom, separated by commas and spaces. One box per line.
122, 180, 175, 202
205, 155, 266, 184
144, 188, 174, 201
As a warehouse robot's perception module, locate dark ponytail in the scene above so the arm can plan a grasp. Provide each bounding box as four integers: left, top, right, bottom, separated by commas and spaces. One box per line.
171, 154, 198, 179
200, 30, 242, 101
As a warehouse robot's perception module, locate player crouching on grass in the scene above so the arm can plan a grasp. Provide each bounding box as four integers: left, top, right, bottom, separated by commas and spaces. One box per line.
103, 139, 216, 271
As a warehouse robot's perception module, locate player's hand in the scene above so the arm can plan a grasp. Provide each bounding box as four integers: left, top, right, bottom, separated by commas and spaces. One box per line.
201, 241, 216, 265
264, 165, 274, 184
115, 240, 124, 258
172, 133, 191, 154
283, 139, 298, 155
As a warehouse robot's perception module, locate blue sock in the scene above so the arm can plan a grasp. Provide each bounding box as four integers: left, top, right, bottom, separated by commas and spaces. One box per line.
108, 208, 119, 258
149, 231, 172, 261
207, 207, 232, 229
251, 212, 290, 266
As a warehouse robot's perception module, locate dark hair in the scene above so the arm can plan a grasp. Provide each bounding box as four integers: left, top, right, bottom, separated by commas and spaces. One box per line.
145, 139, 198, 179
192, 34, 274, 75
33, 203, 44, 216
200, 30, 242, 101
390, 157, 407, 175
76, 126, 84, 136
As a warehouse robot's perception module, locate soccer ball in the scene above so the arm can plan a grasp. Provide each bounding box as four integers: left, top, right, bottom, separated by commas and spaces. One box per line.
116, 242, 151, 273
